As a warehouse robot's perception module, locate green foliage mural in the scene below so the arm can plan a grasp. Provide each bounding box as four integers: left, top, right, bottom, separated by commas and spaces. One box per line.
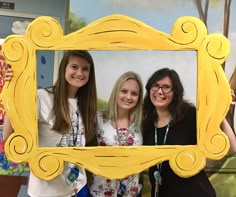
66, 12, 86, 34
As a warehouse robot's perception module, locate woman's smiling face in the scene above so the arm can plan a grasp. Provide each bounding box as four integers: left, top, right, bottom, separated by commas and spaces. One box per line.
150, 76, 174, 110
65, 55, 90, 97
117, 79, 140, 111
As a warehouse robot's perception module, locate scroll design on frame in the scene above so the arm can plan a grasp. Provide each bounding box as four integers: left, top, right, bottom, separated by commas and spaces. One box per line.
1, 14, 231, 180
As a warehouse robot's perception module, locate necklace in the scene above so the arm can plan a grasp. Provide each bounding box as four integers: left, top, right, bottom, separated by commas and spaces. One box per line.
154, 117, 172, 197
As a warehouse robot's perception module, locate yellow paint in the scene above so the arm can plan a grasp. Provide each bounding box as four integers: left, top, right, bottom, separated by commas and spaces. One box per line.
1, 14, 231, 180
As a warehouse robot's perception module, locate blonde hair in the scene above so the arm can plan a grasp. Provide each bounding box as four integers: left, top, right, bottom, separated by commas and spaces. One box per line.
105, 71, 143, 128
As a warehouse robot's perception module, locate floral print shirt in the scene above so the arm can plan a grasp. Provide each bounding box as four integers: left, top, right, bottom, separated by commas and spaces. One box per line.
90, 112, 143, 197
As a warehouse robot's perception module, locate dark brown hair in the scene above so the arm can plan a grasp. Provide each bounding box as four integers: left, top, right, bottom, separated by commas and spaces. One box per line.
50, 50, 97, 143
143, 67, 193, 127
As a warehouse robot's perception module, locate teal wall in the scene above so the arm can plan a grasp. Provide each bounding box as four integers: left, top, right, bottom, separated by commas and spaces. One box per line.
0, 0, 69, 29
0, 0, 69, 89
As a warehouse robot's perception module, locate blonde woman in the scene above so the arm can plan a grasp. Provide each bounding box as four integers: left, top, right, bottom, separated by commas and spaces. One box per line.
90, 71, 143, 197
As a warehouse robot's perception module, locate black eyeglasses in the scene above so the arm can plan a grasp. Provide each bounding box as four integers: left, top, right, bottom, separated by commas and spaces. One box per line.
150, 83, 172, 94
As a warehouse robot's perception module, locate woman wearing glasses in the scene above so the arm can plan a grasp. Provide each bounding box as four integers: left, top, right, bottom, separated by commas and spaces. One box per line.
142, 68, 236, 197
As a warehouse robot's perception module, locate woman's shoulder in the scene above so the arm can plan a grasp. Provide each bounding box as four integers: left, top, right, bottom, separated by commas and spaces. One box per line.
37, 88, 53, 98
187, 104, 196, 112
37, 88, 54, 107
96, 111, 107, 119
183, 103, 196, 121
183, 102, 196, 112
96, 111, 110, 126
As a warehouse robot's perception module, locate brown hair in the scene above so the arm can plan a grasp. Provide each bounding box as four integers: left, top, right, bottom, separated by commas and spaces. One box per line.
50, 50, 97, 143
143, 67, 193, 126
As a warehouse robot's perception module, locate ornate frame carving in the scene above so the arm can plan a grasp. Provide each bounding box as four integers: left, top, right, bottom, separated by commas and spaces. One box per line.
1, 14, 231, 180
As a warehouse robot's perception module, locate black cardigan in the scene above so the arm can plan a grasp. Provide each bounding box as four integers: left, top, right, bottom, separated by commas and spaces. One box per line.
143, 106, 216, 197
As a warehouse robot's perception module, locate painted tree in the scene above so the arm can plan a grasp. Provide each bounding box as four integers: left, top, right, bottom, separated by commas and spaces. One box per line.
195, 0, 209, 28
223, 0, 232, 38
66, 12, 86, 34
194, 0, 232, 70
194, 3, 236, 192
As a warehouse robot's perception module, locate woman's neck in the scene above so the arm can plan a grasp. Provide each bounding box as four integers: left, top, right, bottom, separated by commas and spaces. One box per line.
156, 109, 171, 128
68, 86, 78, 98
114, 108, 130, 128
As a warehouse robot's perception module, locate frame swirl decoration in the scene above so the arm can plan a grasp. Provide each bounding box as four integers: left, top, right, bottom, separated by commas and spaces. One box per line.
1, 14, 231, 180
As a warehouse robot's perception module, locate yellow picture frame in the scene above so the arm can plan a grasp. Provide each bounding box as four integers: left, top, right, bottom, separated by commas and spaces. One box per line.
1, 14, 231, 180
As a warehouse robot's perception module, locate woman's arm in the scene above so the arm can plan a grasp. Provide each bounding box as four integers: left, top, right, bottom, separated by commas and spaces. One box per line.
221, 118, 236, 153
2, 115, 14, 142
2, 67, 14, 142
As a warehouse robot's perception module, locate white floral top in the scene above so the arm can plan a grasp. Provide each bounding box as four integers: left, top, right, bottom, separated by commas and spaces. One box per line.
90, 112, 143, 197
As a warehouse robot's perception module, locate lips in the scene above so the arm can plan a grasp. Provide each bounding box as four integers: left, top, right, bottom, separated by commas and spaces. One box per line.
119, 100, 135, 109
153, 95, 166, 101
121, 98, 133, 104
123, 102, 133, 106
72, 77, 84, 81
71, 77, 87, 85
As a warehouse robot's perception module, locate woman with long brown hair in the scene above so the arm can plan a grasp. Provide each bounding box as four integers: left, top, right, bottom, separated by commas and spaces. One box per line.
3, 50, 97, 197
